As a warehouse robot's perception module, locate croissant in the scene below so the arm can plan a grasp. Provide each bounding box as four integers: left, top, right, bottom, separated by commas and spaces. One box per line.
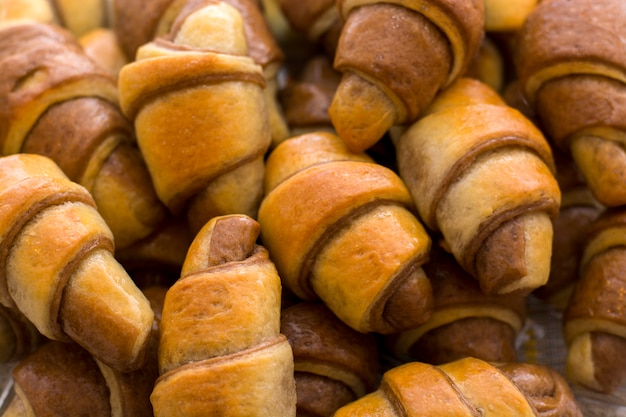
328, 0, 484, 152
387, 246, 526, 365
533, 150, 603, 309
280, 54, 341, 135
515, 0, 626, 207
0, 20, 168, 250
258, 131, 433, 334
118, 1, 272, 233
281, 302, 380, 417
563, 207, 626, 393
395, 77, 561, 295
115, 0, 289, 145
150, 214, 297, 416
6, 341, 113, 417
483, 0, 538, 33
0, 153, 154, 372
78, 27, 129, 79
334, 357, 583, 417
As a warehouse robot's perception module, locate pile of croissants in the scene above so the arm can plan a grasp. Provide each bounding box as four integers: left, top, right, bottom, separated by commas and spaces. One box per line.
0, 0, 624, 415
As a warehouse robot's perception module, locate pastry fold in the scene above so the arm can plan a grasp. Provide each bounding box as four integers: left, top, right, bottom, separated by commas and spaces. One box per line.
395, 78, 561, 295
334, 357, 583, 417
118, 1, 271, 231
258, 131, 433, 334
0, 21, 167, 249
563, 207, 626, 393
515, 0, 626, 207
329, 0, 484, 152
0, 153, 154, 372
150, 214, 296, 417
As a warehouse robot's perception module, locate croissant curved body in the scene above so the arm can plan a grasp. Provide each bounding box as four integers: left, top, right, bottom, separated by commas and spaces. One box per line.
328, 0, 484, 152
395, 78, 561, 295
258, 131, 433, 334
150, 214, 296, 416
0, 153, 154, 372
0, 21, 167, 249
563, 207, 626, 393
334, 357, 583, 417
515, 0, 626, 207
119, 1, 272, 232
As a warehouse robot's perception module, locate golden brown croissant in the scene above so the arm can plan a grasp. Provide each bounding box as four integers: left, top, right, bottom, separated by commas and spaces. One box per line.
563, 207, 626, 394
150, 214, 296, 416
281, 302, 380, 417
0, 153, 154, 372
118, 1, 272, 233
334, 357, 583, 417
0, 20, 168, 249
387, 246, 526, 365
328, 0, 484, 152
115, 0, 289, 145
258, 131, 433, 334
395, 77, 561, 295
515, 0, 626, 207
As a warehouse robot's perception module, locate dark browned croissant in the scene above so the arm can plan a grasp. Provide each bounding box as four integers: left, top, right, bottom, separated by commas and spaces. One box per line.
328, 0, 484, 152
281, 302, 380, 416
563, 207, 626, 394
515, 0, 626, 207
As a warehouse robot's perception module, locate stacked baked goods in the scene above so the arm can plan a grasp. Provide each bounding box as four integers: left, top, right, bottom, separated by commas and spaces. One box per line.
1, 0, 625, 415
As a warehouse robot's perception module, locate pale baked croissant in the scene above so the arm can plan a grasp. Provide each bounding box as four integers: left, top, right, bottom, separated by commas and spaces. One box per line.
387, 246, 526, 365
563, 207, 626, 394
328, 0, 484, 152
281, 302, 380, 417
0, 153, 154, 372
515, 0, 626, 207
395, 77, 561, 295
258, 131, 433, 334
334, 357, 583, 417
118, 1, 272, 233
150, 214, 297, 416
0, 20, 168, 249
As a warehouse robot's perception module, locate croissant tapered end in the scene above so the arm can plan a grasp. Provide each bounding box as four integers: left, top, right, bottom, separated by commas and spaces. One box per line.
328, 72, 397, 153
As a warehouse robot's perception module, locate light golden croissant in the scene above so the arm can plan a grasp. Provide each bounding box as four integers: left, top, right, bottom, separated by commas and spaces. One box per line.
258, 131, 433, 334
78, 27, 129, 79
328, 0, 484, 152
0, 20, 168, 250
334, 357, 583, 416
563, 207, 626, 394
281, 302, 380, 417
150, 214, 297, 416
118, 1, 272, 233
515, 0, 626, 207
115, 0, 289, 145
0, 153, 154, 372
395, 77, 561, 295
0, 0, 114, 37
387, 246, 526, 365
